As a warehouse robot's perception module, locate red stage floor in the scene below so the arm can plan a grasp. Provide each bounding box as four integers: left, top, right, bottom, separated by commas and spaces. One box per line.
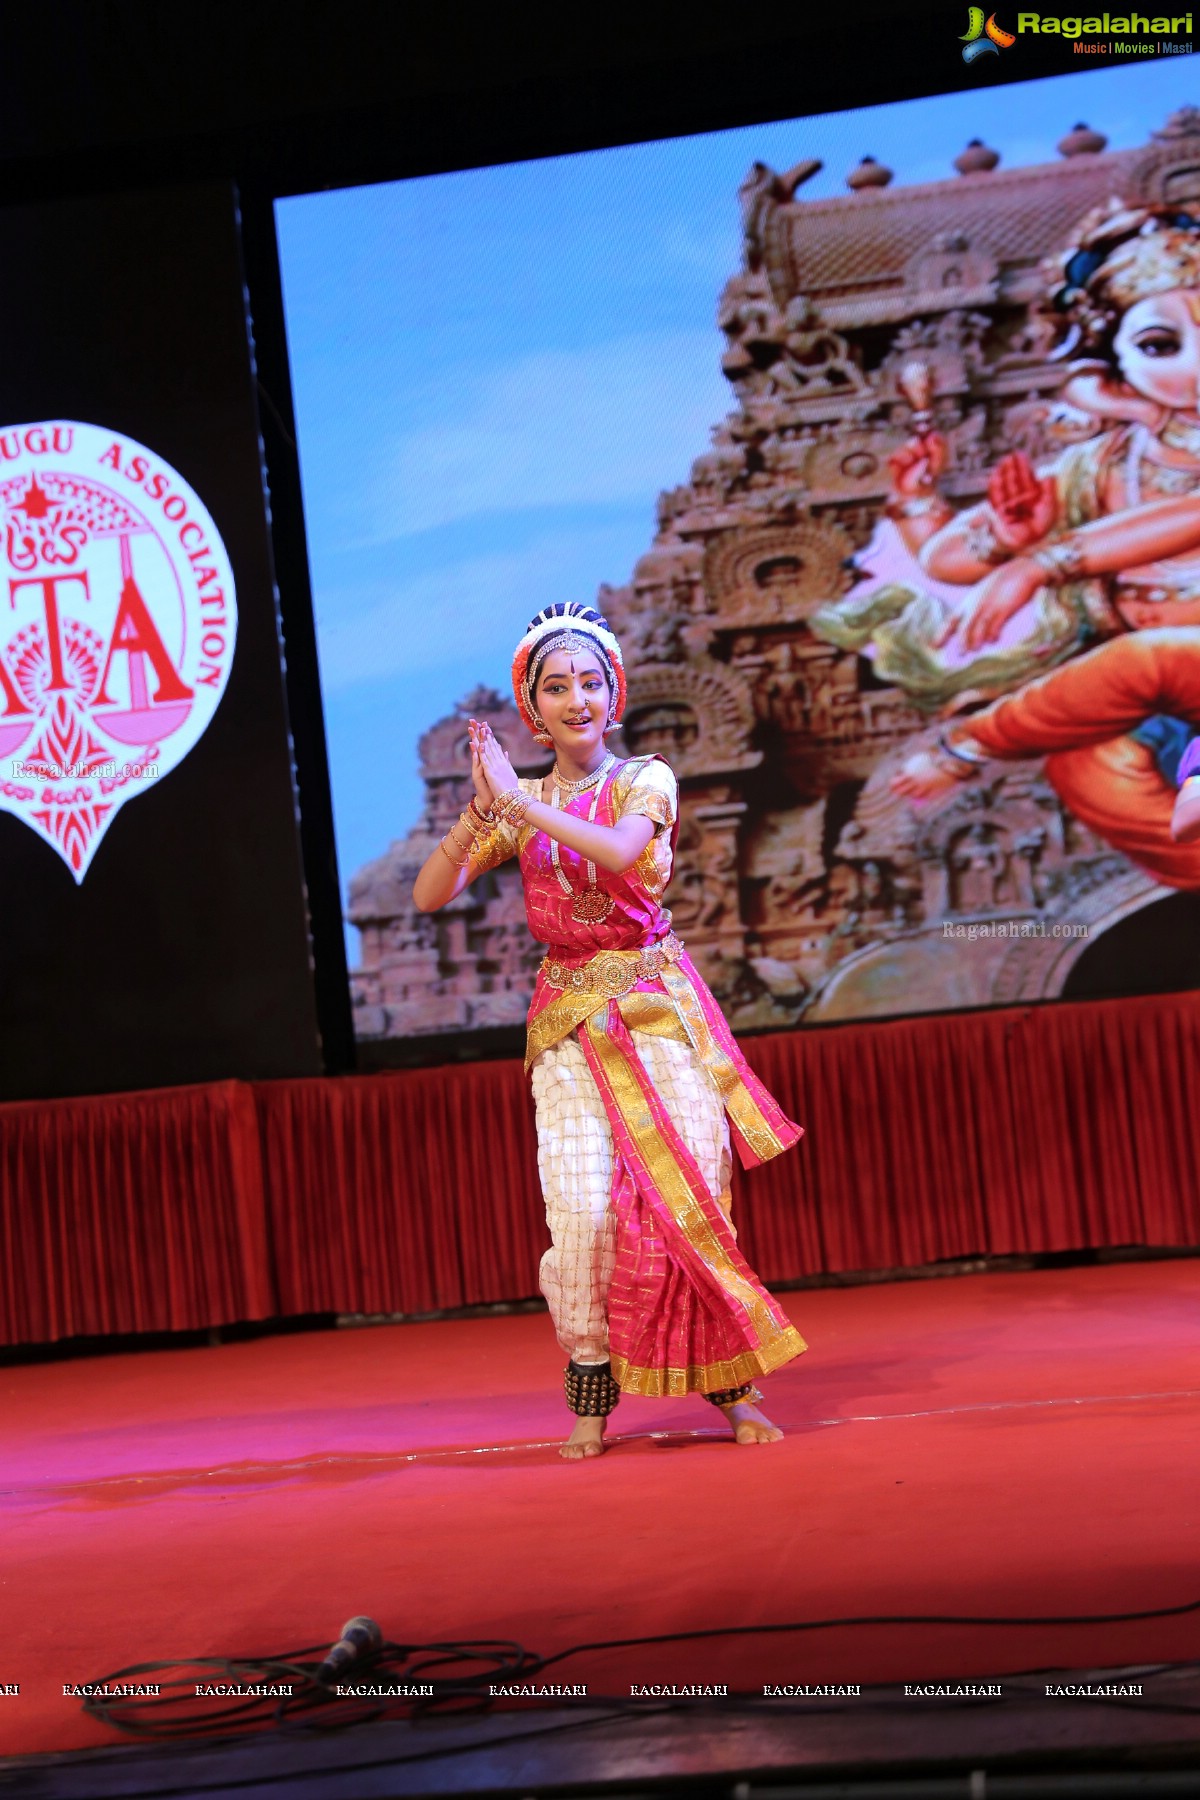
3, 1258, 1199, 1758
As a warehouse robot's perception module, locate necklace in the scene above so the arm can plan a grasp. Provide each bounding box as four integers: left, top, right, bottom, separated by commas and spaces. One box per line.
1160, 413, 1200, 460
550, 762, 616, 924
1122, 428, 1200, 582
1128, 426, 1200, 501
551, 751, 616, 797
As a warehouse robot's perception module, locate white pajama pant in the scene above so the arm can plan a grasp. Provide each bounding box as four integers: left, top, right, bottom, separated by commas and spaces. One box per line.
530, 1027, 733, 1366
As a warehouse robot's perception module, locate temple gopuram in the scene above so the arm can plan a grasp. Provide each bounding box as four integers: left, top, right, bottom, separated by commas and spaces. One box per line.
350, 107, 1200, 1044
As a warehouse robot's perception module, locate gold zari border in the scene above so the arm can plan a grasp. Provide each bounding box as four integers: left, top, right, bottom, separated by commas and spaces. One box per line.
582, 1007, 794, 1362
659, 963, 787, 1164
616, 992, 691, 1042
610, 1326, 807, 1397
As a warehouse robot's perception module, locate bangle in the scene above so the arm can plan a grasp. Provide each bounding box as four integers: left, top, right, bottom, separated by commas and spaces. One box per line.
1032, 539, 1087, 584
493, 786, 530, 826
455, 809, 484, 842
885, 493, 952, 522
936, 731, 989, 777
964, 517, 1009, 567
439, 835, 469, 868
469, 797, 496, 827
447, 821, 475, 854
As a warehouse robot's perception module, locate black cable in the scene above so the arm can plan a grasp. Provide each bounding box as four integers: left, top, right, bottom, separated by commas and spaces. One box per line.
77, 1594, 1200, 1748
532, 1591, 1200, 1672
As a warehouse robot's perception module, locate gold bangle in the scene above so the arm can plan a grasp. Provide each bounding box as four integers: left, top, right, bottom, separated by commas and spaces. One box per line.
935, 731, 988, 779
447, 820, 475, 851
439, 835, 468, 868
494, 786, 530, 826
457, 807, 485, 840
885, 493, 952, 522
1032, 539, 1087, 584
469, 797, 496, 827
964, 517, 1009, 567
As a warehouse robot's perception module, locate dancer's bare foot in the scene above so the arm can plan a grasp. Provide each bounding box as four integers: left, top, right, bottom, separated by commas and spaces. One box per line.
560, 1416, 606, 1460
722, 1400, 784, 1445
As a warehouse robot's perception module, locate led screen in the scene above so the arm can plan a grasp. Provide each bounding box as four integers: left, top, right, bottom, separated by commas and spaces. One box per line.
277, 58, 1200, 1059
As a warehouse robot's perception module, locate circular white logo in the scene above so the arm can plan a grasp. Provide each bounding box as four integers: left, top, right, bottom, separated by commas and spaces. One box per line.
0, 421, 237, 881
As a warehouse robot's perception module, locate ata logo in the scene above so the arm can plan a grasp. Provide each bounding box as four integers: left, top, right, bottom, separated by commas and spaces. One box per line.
961, 6, 1016, 56
0, 421, 237, 881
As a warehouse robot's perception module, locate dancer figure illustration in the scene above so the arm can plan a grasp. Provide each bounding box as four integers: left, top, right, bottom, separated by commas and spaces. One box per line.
811, 201, 1200, 880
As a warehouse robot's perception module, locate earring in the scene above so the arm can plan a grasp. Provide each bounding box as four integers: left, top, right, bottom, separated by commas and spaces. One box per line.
534, 730, 553, 746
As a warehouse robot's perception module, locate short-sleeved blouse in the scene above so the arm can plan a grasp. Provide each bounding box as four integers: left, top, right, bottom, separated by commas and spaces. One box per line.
471, 756, 676, 890
467, 754, 679, 961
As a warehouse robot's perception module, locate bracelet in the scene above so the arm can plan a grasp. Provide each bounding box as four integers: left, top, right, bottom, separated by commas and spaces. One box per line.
936, 731, 989, 777
447, 821, 475, 855
964, 516, 1009, 567
468, 797, 496, 827
454, 809, 484, 844
1032, 539, 1087, 584
439, 835, 469, 868
885, 493, 953, 522
493, 786, 531, 826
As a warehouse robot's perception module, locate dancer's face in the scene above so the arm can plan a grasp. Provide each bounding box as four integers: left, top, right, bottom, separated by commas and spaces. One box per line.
1114, 287, 1200, 416
534, 648, 611, 763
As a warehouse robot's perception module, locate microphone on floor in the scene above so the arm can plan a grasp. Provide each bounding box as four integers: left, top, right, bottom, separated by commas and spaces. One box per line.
316, 1616, 383, 1683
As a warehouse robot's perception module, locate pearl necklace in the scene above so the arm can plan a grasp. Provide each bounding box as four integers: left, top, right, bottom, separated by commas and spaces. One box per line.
549, 756, 617, 923
551, 751, 616, 797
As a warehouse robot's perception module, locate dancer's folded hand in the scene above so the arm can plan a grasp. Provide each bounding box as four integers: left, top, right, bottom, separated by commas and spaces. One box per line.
961, 558, 1043, 651
478, 723, 520, 799
467, 719, 498, 811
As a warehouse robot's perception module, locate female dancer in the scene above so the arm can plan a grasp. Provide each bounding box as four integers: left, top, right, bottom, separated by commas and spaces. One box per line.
413, 603, 806, 1460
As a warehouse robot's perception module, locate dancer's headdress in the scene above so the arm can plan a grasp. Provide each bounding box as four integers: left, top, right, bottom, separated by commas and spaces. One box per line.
512, 603, 627, 742
1045, 201, 1200, 355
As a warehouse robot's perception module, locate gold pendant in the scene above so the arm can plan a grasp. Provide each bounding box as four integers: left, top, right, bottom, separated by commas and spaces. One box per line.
571, 887, 615, 923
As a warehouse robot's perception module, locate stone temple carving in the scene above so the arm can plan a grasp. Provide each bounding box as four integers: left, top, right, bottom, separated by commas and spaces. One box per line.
350, 110, 1200, 1042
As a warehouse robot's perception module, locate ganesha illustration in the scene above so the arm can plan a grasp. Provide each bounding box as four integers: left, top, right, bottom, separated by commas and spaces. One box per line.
812, 200, 1200, 890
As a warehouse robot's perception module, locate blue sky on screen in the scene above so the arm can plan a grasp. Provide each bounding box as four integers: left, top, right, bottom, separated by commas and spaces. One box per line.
275, 57, 1199, 952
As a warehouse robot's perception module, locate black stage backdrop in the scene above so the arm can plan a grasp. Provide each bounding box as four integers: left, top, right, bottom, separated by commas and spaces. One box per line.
0, 182, 321, 1100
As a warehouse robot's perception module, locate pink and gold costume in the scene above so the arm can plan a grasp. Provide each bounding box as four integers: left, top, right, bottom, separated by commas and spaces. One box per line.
471, 753, 807, 1396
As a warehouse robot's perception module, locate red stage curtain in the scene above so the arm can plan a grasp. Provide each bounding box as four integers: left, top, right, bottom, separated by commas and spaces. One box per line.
731, 990, 1200, 1284
252, 1061, 545, 1317
0, 1079, 272, 1345
2, 993, 1197, 1346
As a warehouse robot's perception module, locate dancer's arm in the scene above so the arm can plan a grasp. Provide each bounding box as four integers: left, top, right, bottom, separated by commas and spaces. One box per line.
412, 731, 513, 911
476, 726, 655, 874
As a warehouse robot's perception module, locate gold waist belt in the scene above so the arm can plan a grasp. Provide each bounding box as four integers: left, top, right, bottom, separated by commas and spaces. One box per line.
541, 932, 683, 1000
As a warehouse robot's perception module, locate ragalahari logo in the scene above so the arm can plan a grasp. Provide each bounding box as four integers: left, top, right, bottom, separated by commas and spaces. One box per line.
0, 421, 237, 881
961, 6, 1017, 56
